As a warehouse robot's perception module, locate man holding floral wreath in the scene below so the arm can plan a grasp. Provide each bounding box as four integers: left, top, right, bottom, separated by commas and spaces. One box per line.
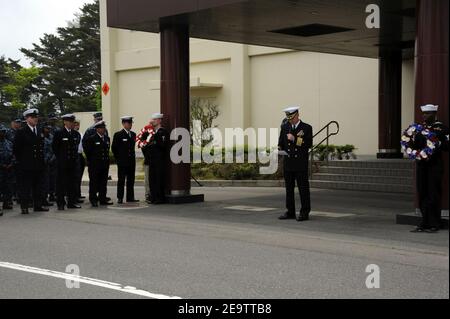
410, 104, 449, 233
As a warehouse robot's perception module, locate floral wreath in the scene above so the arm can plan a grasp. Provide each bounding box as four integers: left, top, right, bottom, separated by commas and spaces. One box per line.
136, 124, 155, 149
401, 123, 440, 161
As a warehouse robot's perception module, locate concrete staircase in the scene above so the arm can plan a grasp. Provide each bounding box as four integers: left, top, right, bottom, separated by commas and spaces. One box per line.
310, 160, 414, 193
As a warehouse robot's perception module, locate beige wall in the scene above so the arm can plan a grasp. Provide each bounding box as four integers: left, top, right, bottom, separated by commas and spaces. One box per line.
100, 0, 415, 156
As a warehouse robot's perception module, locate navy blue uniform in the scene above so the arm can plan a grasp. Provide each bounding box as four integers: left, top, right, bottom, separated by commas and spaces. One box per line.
52, 128, 81, 207
278, 121, 313, 218
13, 126, 46, 210
112, 129, 137, 202
416, 121, 449, 229
83, 133, 111, 204
146, 127, 169, 203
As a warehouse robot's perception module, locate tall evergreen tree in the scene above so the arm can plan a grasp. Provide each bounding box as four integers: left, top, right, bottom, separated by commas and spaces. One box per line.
20, 0, 100, 115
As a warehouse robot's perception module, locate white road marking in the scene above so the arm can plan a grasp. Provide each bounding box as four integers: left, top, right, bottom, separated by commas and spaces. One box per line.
0, 261, 181, 299
225, 206, 277, 212
310, 211, 355, 218
225, 206, 355, 218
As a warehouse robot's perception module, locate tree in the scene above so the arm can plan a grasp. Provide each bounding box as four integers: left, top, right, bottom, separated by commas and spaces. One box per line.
20, 0, 100, 115
0, 56, 33, 123
3, 66, 40, 109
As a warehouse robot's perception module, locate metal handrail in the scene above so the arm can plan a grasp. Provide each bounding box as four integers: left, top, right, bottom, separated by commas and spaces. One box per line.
309, 121, 340, 177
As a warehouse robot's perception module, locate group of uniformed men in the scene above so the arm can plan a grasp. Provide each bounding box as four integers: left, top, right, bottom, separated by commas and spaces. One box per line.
0, 110, 168, 216
1, 105, 447, 233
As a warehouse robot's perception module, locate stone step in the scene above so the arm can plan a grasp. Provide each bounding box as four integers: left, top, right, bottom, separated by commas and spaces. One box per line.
312, 173, 413, 185
319, 166, 413, 177
323, 160, 413, 170
310, 180, 413, 194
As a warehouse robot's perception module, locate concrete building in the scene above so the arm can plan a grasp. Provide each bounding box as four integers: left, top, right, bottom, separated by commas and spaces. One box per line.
99, 0, 415, 157
100, 0, 447, 209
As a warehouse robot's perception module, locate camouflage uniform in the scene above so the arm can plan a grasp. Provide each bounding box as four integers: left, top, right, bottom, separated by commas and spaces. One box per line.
0, 126, 15, 212
43, 132, 57, 203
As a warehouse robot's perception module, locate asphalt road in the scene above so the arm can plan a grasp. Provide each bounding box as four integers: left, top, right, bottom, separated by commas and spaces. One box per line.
0, 187, 448, 299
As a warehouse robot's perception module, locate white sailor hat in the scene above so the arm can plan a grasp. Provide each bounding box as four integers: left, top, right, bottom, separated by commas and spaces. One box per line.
61, 114, 76, 121
94, 120, 107, 129
151, 113, 164, 120
23, 108, 39, 118
283, 106, 300, 119
121, 116, 134, 122
420, 104, 439, 112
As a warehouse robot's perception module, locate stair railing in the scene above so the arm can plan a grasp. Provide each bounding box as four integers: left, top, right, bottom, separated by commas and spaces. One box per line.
309, 121, 340, 178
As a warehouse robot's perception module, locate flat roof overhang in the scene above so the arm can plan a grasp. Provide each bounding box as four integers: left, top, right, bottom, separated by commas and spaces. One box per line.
106, 0, 417, 59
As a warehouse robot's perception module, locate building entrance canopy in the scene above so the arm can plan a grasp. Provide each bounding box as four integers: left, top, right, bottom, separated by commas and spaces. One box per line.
107, 0, 416, 59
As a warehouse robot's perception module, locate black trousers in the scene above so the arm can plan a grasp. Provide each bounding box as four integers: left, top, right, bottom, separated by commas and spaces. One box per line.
150, 162, 165, 203
0, 168, 13, 205
416, 161, 444, 228
48, 160, 57, 196
117, 163, 136, 201
88, 164, 109, 203
16, 169, 44, 210
76, 154, 86, 198
56, 164, 78, 206
284, 169, 311, 216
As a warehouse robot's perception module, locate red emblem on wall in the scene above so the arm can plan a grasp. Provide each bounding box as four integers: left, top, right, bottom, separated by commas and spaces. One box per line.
102, 82, 110, 96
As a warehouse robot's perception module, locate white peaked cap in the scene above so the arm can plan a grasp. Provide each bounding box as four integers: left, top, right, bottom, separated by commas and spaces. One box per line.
283, 106, 300, 114
151, 113, 164, 119
23, 108, 39, 117
420, 104, 438, 112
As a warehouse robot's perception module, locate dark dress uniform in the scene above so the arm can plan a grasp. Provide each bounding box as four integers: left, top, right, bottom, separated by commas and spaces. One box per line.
147, 127, 169, 204
84, 133, 111, 205
112, 129, 137, 202
52, 128, 81, 208
278, 120, 313, 220
0, 128, 14, 211
12, 125, 46, 212
416, 121, 449, 230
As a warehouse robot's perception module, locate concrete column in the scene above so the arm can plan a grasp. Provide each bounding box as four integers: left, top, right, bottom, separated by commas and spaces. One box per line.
377, 49, 403, 159
414, 0, 449, 214
230, 44, 251, 129
100, 0, 119, 134
160, 22, 204, 203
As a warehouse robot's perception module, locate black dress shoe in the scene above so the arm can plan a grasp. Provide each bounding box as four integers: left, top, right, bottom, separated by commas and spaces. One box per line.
127, 199, 139, 203
425, 227, 439, 233
296, 215, 310, 222
410, 226, 426, 233
21, 209, 29, 215
0, 211, 3, 217
117, 199, 123, 204
99, 201, 114, 206
67, 204, 82, 209
278, 213, 295, 220
34, 207, 49, 212
76, 199, 85, 204
79, 196, 86, 200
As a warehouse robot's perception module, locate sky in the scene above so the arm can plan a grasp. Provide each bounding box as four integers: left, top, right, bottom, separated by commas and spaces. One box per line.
0, 0, 94, 66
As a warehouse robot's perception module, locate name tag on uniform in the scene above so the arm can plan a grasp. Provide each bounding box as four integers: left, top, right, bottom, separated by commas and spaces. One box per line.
63, 138, 69, 141
123, 139, 128, 142
96, 142, 101, 145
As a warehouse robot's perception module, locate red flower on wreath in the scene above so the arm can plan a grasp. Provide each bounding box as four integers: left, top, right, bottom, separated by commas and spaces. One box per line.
136, 124, 155, 149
